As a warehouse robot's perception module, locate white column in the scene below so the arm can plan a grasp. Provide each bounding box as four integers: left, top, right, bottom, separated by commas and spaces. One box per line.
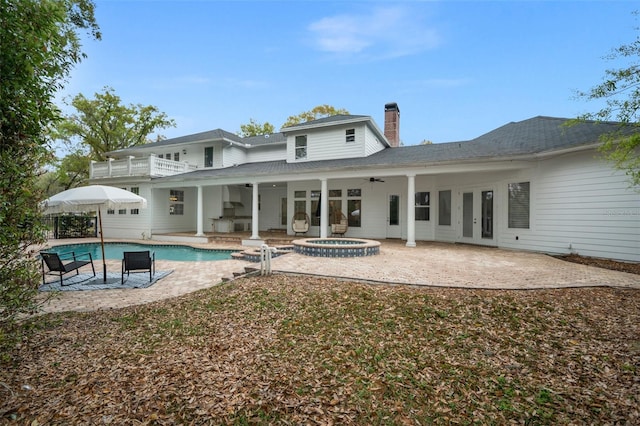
320, 178, 328, 238
195, 185, 205, 236
250, 182, 260, 239
406, 174, 416, 247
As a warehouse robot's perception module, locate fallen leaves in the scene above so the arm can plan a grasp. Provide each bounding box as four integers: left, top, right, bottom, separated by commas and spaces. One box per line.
1, 276, 639, 424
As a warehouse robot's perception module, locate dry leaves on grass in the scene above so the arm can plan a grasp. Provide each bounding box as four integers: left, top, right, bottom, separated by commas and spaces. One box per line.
1, 275, 639, 425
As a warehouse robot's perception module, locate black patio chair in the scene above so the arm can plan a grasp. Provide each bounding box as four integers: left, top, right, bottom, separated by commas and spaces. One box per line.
122, 251, 155, 284
41, 251, 96, 286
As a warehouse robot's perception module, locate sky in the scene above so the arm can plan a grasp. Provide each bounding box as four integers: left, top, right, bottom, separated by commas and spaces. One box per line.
59, 0, 639, 147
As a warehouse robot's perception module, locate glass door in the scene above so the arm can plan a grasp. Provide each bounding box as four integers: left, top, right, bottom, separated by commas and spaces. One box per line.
460, 189, 495, 245
387, 194, 401, 238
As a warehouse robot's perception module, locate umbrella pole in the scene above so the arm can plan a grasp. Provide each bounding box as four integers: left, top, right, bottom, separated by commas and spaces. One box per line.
98, 208, 107, 283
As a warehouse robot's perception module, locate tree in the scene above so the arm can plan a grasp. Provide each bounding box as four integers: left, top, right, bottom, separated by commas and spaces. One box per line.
575, 12, 640, 187
54, 86, 176, 162
238, 118, 275, 137
282, 105, 349, 128
0, 0, 100, 357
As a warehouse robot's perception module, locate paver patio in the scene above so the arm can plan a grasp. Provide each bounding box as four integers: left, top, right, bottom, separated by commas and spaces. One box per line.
36, 238, 639, 314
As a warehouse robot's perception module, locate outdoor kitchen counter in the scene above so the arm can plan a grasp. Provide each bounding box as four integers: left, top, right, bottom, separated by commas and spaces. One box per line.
211, 217, 252, 233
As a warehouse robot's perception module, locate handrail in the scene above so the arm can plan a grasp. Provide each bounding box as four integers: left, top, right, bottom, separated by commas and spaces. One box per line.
90, 155, 196, 179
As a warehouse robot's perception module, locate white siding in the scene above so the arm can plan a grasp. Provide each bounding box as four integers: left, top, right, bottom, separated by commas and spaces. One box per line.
246, 145, 286, 163
149, 187, 198, 234
499, 151, 639, 262
286, 124, 367, 163
221, 145, 246, 167
100, 184, 153, 239
364, 125, 386, 156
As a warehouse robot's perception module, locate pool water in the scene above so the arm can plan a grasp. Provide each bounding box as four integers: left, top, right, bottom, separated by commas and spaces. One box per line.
46, 242, 236, 262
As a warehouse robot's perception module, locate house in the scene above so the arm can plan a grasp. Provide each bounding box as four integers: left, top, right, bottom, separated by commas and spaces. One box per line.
89, 103, 640, 262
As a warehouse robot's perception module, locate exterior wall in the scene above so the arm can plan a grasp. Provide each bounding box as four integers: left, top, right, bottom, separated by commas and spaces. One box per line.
99, 184, 153, 239
364, 125, 387, 156
246, 144, 286, 163
257, 186, 288, 231
149, 187, 198, 235
286, 123, 368, 163
221, 144, 246, 168
499, 150, 639, 262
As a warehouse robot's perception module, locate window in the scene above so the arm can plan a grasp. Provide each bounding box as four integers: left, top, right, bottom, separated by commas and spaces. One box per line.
438, 190, 451, 226
508, 182, 530, 229
345, 128, 355, 143
204, 147, 214, 167
107, 209, 115, 215
329, 190, 343, 224
347, 188, 361, 227
130, 187, 140, 215
169, 189, 184, 216
310, 190, 320, 226
174, 152, 180, 162
295, 135, 307, 159
415, 191, 430, 221
157, 154, 163, 159
294, 191, 306, 223
119, 188, 127, 214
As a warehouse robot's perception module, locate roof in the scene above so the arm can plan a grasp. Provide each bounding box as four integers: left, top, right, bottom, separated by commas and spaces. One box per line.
280, 114, 371, 131
155, 116, 631, 183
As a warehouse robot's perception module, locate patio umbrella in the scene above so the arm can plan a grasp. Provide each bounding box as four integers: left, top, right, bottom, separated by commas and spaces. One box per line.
42, 185, 147, 282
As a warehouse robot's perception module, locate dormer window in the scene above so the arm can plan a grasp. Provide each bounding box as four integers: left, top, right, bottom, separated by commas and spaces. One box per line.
295, 135, 307, 160
345, 128, 355, 143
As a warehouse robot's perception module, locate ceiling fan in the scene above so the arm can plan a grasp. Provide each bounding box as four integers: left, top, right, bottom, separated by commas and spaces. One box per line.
369, 177, 385, 183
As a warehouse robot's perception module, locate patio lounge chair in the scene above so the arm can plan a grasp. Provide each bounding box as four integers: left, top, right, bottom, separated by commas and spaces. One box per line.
330, 211, 348, 236
292, 211, 310, 235
41, 251, 96, 286
122, 250, 155, 284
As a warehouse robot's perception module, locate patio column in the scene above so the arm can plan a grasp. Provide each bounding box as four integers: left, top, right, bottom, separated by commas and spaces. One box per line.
320, 178, 328, 238
195, 185, 205, 236
406, 174, 416, 247
250, 182, 260, 239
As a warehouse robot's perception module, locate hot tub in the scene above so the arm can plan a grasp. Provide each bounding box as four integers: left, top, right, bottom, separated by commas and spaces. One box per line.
292, 238, 380, 257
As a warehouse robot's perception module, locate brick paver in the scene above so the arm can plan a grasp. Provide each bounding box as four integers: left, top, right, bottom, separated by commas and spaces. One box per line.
37, 238, 639, 314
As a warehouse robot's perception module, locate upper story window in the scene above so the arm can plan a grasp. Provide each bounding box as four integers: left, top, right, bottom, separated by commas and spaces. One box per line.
295, 135, 307, 160
345, 128, 355, 143
204, 147, 214, 168
173, 152, 180, 162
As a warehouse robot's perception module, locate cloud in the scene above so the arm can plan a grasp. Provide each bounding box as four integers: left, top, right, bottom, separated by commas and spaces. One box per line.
308, 6, 440, 60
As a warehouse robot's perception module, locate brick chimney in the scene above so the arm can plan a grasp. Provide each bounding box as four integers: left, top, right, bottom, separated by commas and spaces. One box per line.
384, 102, 400, 147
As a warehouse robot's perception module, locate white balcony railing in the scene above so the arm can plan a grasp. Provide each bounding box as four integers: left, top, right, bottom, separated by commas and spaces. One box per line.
90, 154, 197, 179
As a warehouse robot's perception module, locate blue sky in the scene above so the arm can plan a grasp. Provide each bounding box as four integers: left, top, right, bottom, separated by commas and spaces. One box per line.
60, 0, 638, 146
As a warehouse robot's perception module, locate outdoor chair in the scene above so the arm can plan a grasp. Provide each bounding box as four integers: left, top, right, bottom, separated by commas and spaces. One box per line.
122, 251, 155, 284
291, 211, 310, 235
41, 251, 96, 286
330, 211, 348, 236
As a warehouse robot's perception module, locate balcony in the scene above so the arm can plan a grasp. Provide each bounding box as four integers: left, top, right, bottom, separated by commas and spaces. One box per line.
90, 155, 197, 179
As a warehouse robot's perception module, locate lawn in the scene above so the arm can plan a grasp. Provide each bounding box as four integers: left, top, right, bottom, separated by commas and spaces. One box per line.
1, 275, 638, 424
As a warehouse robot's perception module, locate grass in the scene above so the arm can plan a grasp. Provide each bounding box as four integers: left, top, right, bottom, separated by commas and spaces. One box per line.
1, 275, 639, 424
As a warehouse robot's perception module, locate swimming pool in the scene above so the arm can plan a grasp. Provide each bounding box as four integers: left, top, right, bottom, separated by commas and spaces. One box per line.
46, 242, 236, 262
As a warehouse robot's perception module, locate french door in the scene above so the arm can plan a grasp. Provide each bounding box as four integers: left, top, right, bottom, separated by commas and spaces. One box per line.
460, 189, 495, 245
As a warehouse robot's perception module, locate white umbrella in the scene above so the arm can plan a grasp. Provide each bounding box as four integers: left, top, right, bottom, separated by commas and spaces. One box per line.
43, 185, 147, 282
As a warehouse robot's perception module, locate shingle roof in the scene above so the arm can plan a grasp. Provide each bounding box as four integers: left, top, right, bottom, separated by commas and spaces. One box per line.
280, 114, 371, 131
155, 116, 631, 183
